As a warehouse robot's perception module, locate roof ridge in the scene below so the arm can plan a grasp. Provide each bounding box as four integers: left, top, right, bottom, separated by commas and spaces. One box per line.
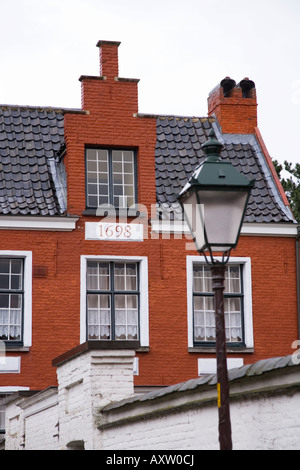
136, 112, 215, 122
0, 104, 86, 115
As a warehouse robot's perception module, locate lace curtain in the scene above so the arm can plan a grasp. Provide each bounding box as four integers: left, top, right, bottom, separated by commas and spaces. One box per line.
193, 264, 243, 343
87, 262, 138, 340
0, 259, 23, 342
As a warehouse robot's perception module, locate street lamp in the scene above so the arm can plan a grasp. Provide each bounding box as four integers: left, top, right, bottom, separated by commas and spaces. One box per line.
178, 129, 254, 450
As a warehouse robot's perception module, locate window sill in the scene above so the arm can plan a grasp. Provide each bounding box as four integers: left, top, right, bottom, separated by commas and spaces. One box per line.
136, 346, 149, 353
188, 347, 254, 354
86, 340, 141, 349
2, 344, 30, 352
83, 208, 146, 218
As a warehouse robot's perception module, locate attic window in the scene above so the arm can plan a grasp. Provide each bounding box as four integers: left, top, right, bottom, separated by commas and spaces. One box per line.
86, 148, 137, 209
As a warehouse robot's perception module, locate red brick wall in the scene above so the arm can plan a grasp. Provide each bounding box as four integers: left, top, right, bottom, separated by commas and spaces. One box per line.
0, 227, 297, 389
1, 46, 298, 390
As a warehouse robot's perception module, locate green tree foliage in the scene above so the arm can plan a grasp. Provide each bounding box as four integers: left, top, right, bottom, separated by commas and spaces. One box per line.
273, 159, 300, 222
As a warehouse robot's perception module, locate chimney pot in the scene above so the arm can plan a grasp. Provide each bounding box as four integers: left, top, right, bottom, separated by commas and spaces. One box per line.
239, 78, 256, 98
220, 77, 236, 97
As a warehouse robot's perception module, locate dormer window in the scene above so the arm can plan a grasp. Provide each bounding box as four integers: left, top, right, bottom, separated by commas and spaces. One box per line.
86, 148, 137, 209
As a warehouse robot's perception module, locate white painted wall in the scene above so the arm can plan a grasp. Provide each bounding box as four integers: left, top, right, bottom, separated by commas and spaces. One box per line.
4, 349, 300, 451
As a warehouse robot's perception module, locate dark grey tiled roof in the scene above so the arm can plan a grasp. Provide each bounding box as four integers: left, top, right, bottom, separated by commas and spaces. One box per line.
0, 106, 295, 223
0, 106, 65, 215
155, 116, 295, 223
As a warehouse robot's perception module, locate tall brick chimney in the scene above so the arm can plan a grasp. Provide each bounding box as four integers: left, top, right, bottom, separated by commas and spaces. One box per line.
79, 40, 139, 114
97, 40, 121, 79
208, 77, 258, 134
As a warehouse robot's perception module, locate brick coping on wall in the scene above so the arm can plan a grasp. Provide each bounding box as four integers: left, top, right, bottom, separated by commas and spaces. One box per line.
52, 340, 141, 367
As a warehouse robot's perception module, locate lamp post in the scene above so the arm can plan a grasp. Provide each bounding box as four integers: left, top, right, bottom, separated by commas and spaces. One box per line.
178, 129, 254, 450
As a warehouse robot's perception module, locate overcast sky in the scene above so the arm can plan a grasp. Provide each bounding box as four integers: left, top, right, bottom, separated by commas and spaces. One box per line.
1, 0, 299, 167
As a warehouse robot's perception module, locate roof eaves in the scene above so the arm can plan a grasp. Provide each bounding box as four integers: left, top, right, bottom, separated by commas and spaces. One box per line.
254, 127, 292, 208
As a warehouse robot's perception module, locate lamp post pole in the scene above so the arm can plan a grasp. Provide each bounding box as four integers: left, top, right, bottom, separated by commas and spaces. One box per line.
211, 263, 232, 450
178, 128, 254, 451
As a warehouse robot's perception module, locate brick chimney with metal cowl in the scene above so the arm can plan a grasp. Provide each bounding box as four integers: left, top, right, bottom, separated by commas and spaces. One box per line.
208, 77, 257, 134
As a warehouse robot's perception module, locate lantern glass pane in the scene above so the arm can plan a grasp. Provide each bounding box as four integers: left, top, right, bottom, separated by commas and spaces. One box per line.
181, 190, 206, 252
198, 190, 248, 252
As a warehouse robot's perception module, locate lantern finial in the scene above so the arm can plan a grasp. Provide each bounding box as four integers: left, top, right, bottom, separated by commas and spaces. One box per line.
201, 128, 224, 161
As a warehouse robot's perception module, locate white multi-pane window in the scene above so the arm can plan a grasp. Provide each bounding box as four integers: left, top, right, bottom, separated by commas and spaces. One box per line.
0, 259, 23, 343
86, 149, 136, 209
192, 264, 244, 345
87, 261, 139, 341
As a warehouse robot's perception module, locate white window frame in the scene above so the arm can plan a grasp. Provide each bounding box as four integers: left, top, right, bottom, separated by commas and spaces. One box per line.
85, 148, 137, 209
186, 256, 253, 349
0, 251, 32, 349
80, 255, 149, 347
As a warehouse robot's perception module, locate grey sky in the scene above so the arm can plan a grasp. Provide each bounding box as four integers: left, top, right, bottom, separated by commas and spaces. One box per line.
1, 0, 299, 165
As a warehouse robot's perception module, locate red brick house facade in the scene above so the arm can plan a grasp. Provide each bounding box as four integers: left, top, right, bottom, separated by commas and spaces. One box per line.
0, 41, 298, 413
